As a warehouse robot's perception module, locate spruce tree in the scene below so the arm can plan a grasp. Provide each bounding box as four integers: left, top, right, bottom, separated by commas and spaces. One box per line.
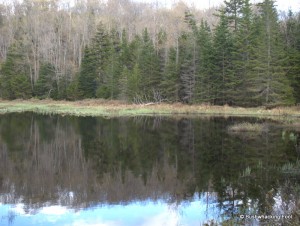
248, 0, 294, 106
284, 11, 300, 102
178, 32, 196, 103
224, 0, 244, 31
77, 46, 98, 98
138, 28, 160, 101
34, 62, 56, 99
92, 23, 110, 98
101, 29, 122, 99
0, 42, 31, 99
118, 66, 130, 101
231, 0, 255, 105
161, 47, 179, 102
213, 9, 235, 105
78, 22, 110, 99
195, 20, 215, 103
127, 63, 141, 102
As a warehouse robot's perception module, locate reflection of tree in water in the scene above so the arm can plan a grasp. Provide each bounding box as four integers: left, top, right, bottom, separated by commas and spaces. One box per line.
0, 113, 299, 224
1, 210, 17, 226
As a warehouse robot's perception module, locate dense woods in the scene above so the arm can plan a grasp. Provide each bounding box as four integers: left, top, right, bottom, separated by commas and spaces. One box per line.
0, 0, 299, 107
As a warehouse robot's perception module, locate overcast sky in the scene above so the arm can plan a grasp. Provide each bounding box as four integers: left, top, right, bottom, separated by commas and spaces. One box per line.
1, 0, 299, 12
134, 0, 300, 11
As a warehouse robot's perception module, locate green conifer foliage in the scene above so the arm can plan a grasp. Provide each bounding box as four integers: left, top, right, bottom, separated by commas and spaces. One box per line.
101, 29, 122, 99
34, 62, 56, 99
127, 63, 141, 102
161, 47, 179, 102
248, 0, 294, 106
0, 42, 31, 99
213, 9, 235, 105
118, 66, 130, 101
224, 0, 244, 31
178, 32, 196, 103
138, 28, 160, 100
284, 11, 300, 102
231, 0, 255, 105
195, 20, 215, 103
78, 23, 110, 99
78, 46, 98, 98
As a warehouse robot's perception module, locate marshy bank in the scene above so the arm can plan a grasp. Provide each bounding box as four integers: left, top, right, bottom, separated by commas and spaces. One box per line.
1, 99, 300, 119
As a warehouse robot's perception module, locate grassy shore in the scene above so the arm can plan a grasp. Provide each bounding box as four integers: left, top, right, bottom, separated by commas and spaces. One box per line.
0, 99, 300, 119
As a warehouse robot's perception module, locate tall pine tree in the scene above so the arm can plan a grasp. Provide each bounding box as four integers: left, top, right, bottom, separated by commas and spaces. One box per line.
248, 0, 294, 106
213, 9, 235, 105
0, 42, 31, 99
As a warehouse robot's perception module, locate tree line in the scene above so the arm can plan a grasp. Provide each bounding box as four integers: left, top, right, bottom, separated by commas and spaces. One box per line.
0, 0, 299, 107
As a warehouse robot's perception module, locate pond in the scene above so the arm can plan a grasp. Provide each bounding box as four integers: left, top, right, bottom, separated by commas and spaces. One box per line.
0, 113, 299, 225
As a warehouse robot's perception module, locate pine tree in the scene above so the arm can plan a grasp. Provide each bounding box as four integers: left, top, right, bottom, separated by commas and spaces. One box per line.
195, 20, 215, 103
284, 11, 300, 102
101, 46, 120, 99
127, 63, 141, 102
119, 29, 134, 71
0, 42, 31, 99
138, 28, 160, 101
213, 9, 235, 105
224, 0, 244, 31
118, 66, 130, 101
231, 0, 255, 105
178, 32, 196, 103
77, 46, 98, 98
161, 47, 179, 102
34, 62, 56, 99
92, 23, 111, 98
248, 0, 294, 106
78, 22, 110, 99
101, 28, 122, 99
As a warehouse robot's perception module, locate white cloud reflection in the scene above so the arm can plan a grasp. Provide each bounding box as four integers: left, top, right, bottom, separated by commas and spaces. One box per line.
0, 194, 221, 226
141, 208, 179, 226
40, 205, 69, 215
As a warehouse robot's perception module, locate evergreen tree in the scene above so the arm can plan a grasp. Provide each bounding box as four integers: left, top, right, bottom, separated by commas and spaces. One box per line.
100, 29, 122, 99
161, 47, 179, 102
118, 66, 130, 101
78, 22, 110, 99
224, 0, 244, 31
213, 9, 235, 105
66, 78, 79, 101
248, 0, 294, 106
92, 23, 110, 98
119, 29, 135, 70
77, 46, 98, 98
138, 28, 160, 100
195, 20, 215, 103
231, 0, 255, 105
284, 11, 300, 102
178, 32, 196, 103
34, 62, 56, 99
0, 42, 31, 99
127, 63, 141, 102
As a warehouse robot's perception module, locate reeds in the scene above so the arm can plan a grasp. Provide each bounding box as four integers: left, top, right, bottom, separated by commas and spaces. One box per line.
227, 122, 267, 133
1, 99, 300, 118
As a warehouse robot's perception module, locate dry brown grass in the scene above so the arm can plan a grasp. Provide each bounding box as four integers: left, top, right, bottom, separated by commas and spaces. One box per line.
227, 122, 267, 133
1, 99, 300, 118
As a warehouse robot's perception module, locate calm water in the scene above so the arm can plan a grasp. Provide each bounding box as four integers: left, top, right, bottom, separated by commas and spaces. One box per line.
0, 113, 299, 225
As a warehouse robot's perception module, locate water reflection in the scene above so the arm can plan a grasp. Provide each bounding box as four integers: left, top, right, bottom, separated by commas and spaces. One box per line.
0, 113, 299, 225
1, 194, 223, 226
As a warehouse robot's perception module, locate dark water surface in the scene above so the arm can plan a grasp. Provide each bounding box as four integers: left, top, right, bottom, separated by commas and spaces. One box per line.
0, 113, 299, 225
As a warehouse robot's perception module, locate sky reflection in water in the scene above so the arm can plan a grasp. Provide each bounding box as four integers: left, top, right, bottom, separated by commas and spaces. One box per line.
1, 114, 299, 225
0, 194, 221, 226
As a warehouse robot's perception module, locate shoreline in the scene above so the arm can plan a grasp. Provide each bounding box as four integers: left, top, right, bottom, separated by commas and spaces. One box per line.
0, 99, 300, 120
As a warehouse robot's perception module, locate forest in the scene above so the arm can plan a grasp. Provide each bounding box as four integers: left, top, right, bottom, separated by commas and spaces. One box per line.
0, 0, 299, 107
